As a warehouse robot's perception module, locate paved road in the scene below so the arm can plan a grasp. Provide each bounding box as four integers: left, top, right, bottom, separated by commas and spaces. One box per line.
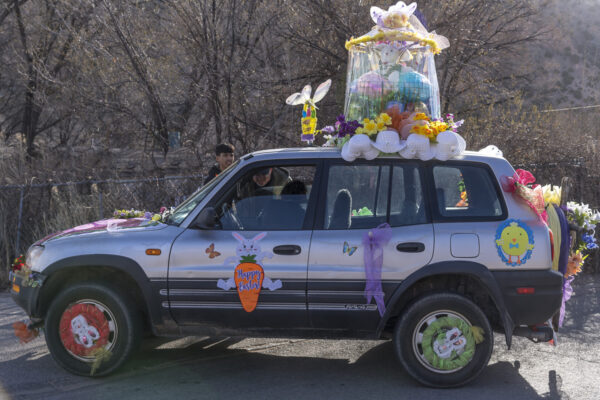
1, 276, 600, 400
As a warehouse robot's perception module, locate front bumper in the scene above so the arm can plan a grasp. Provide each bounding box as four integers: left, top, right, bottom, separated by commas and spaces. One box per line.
493, 269, 563, 326
9, 270, 46, 318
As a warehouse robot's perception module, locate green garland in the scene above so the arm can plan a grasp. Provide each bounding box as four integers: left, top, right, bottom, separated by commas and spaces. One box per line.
421, 316, 480, 370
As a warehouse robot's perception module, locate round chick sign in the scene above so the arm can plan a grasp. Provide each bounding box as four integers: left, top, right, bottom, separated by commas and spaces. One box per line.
495, 219, 535, 266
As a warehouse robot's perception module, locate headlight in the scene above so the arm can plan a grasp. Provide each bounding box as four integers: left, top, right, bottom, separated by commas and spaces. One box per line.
26, 245, 44, 270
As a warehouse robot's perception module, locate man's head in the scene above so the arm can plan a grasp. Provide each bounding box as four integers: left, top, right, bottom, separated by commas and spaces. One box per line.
215, 143, 235, 171
252, 168, 272, 187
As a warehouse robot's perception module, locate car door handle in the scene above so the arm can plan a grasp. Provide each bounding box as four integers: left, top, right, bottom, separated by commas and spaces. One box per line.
396, 242, 425, 253
273, 245, 301, 255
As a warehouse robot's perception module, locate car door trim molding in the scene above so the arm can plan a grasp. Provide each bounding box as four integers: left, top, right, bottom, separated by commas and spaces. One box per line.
163, 289, 306, 296
165, 301, 307, 310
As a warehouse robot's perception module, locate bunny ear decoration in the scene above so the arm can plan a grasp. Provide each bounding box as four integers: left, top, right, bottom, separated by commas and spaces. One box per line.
252, 232, 267, 242
232, 232, 245, 243
286, 92, 305, 105
312, 79, 332, 104
370, 6, 386, 25
301, 85, 312, 101
286, 91, 310, 105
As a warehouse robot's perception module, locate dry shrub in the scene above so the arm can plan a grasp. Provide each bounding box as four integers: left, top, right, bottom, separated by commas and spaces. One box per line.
0, 149, 203, 287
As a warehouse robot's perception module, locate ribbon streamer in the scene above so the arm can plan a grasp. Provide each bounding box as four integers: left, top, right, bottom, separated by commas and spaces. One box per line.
559, 275, 574, 327
363, 223, 392, 316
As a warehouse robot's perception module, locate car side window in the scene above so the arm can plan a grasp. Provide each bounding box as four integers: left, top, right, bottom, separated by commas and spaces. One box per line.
325, 164, 389, 230
213, 165, 316, 231
432, 164, 503, 219
390, 164, 426, 226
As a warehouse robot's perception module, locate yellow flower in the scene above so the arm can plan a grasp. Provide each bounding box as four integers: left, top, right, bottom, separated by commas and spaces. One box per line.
429, 121, 448, 134
376, 121, 386, 131
363, 119, 378, 135
410, 124, 434, 139
356, 127, 364, 135
542, 184, 561, 206
376, 113, 392, 126
413, 113, 430, 121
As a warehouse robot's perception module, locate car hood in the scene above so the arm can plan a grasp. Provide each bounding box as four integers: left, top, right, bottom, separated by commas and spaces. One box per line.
35, 218, 168, 245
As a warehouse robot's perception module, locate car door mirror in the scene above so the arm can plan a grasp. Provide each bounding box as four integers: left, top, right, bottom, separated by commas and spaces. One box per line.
194, 207, 218, 229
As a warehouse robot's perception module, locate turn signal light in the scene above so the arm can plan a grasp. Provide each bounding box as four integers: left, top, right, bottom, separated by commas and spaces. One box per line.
146, 249, 161, 256
516, 287, 535, 295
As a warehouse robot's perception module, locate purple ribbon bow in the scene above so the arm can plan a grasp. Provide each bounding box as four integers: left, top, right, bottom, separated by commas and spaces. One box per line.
559, 275, 574, 327
363, 223, 392, 317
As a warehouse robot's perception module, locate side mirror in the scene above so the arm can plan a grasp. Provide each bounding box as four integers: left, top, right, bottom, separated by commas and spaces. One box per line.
194, 207, 218, 229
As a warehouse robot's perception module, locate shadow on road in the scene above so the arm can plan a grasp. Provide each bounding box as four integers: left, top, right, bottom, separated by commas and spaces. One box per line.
0, 332, 557, 400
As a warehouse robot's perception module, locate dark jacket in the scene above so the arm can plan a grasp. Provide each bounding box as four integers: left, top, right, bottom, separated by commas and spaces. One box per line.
237, 167, 291, 199
204, 165, 222, 185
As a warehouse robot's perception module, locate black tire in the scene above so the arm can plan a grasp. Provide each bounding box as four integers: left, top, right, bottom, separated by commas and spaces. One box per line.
393, 292, 493, 388
44, 282, 143, 377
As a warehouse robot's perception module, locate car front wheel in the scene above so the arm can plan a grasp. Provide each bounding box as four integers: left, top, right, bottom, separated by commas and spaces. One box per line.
44, 282, 143, 376
393, 292, 493, 388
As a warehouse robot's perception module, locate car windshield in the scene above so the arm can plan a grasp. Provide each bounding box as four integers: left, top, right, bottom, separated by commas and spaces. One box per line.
167, 160, 240, 225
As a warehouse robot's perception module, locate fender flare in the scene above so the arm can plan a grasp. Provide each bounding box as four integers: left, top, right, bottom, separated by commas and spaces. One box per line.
41, 254, 164, 328
377, 261, 515, 348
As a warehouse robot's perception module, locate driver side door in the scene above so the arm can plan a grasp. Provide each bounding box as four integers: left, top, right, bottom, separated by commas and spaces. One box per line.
168, 161, 321, 331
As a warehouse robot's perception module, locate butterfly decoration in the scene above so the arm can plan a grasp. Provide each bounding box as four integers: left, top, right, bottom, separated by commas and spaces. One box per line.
343, 241, 358, 256
205, 243, 221, 259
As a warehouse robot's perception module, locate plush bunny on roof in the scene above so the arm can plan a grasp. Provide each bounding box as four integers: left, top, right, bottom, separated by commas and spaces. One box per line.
370, 1, 417, 29
345, 1, 449, 54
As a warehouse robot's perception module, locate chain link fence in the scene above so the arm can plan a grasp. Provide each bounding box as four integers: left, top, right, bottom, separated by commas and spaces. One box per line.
0, 175, 204, 286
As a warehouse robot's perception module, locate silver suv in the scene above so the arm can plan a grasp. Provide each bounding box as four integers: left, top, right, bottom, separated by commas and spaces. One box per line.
10, 147, 563, 387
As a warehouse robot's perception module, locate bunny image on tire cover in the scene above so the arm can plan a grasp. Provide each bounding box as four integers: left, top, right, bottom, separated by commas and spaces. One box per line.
217, 232, 282, 312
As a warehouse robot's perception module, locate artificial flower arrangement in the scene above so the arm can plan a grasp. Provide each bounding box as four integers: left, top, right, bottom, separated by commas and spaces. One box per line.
542, 186, 600, 277
322, 113, 394, 148
113, 207, 168, 222
540, 184, 600, 326
321, 109, 466, 162
11, 254, 25, 272
10, 254, 41, 288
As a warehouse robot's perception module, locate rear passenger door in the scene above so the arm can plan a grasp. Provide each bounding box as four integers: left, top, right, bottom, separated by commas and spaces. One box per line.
307, 160, 434, 332
427, 162, 510, 268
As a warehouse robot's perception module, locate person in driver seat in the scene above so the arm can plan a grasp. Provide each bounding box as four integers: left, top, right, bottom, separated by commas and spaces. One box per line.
238, 167, 291, 199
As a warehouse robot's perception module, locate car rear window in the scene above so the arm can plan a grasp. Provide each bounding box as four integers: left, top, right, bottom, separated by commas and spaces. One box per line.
432, 164, 504, 220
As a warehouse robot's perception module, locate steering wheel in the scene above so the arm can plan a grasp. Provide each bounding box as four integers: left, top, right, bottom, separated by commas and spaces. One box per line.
220, 203, 242, 230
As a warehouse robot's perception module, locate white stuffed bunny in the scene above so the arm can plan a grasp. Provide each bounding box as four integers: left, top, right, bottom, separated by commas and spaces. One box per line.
435, 131, 466, 161
399, 133, 435, 161
341, 134, 380, 162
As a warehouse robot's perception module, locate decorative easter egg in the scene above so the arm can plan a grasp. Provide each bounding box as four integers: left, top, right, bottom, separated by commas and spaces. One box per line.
397, 70, 432, 103
351, 71, 392, 98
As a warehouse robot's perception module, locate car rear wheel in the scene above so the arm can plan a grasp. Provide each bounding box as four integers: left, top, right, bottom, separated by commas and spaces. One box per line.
393, 292, 493, 388
45, 282, 143, 376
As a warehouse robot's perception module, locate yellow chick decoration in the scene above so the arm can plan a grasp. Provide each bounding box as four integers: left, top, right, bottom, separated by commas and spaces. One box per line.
495, 220, 535, 266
